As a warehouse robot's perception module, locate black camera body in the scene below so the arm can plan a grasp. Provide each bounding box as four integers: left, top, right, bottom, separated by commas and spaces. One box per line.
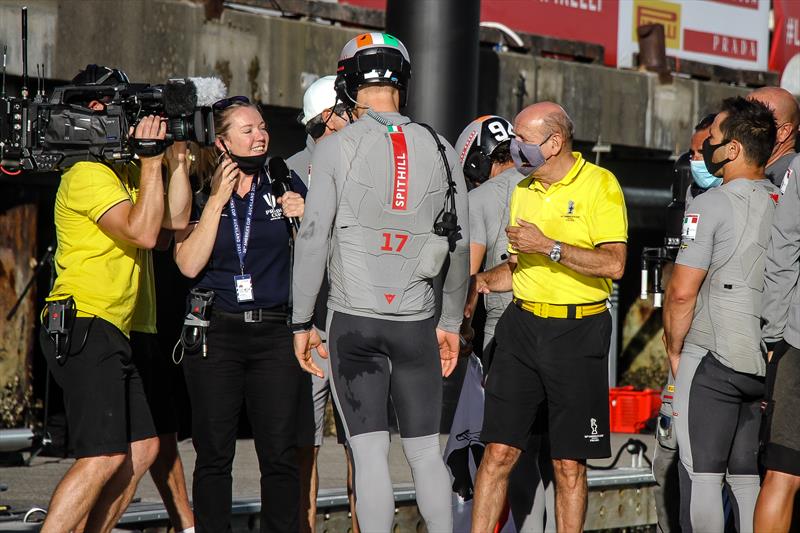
0, 78, 215, 172
640, 151, 693, 306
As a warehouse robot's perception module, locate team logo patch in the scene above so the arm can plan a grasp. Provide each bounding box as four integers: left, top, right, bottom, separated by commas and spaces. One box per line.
584, 417, 605, 443
682, 214, 699, 240
562, 199, 579, 222
780, 168, 792, 195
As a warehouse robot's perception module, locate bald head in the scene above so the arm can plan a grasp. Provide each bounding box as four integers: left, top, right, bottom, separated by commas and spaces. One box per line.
748, 88, 800, 166
514, 102, 575, 149
748, 87, 800, 129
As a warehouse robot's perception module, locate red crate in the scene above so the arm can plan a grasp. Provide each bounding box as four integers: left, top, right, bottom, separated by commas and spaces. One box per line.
609, 386, 662, 433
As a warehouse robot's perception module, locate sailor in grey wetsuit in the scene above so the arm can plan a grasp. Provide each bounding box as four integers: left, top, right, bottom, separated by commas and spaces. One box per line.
459, 115, 523, 349
287, 74, 356, 532
753, 87, 800, 533
290, 33, 469, 533
663, 97, 779, 533
287, 75, 351, 188
653, 114, 715, 533
747, 87, 799, 188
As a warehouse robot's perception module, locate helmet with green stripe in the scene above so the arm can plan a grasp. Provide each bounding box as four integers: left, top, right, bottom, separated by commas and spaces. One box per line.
336, 32, 412, 108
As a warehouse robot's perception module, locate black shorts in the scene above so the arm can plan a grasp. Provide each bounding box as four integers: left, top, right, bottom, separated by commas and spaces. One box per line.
762, 341, 800, 476
40, 317, 156, 458
130, 332, 179, 435
482, 303, 612, 460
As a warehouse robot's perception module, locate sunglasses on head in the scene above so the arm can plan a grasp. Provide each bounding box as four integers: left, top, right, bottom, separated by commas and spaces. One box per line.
212, 95, 251, 111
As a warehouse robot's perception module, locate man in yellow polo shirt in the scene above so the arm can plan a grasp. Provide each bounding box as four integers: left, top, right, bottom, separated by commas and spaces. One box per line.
470, 102, 628, 533
37, 66, 176, 533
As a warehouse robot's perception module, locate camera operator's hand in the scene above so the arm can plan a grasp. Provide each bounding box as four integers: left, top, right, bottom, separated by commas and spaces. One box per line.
277, 191, 304, 219
133, 115, 167, 163
208, 156, 239, 210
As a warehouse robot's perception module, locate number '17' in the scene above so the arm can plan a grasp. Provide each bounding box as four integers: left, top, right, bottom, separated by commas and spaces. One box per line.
381, 232, 409, 252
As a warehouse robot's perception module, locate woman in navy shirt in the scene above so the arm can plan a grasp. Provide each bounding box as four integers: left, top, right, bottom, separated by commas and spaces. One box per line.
174, 98, 312, 533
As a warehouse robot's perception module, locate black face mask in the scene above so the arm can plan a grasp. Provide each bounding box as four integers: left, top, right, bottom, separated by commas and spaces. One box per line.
220, 139, 267, 176
701, 137, 731, 177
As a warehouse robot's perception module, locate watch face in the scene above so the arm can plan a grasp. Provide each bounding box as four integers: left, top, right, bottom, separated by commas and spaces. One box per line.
550, 243, 561, 262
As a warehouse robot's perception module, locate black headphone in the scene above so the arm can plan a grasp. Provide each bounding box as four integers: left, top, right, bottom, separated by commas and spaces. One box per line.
463, 149, 492, 185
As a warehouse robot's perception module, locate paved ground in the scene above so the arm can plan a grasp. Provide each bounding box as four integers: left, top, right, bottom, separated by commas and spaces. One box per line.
0, 432, 655, 516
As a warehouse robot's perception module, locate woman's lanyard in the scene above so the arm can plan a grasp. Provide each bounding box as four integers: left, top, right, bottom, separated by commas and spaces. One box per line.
228, 178, 257, 303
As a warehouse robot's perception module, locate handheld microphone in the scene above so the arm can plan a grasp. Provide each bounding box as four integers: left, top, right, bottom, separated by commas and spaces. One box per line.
268, 156, 301, 231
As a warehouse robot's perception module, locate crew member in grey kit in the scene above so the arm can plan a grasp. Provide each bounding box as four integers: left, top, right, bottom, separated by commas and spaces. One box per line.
287, 74, 357, 533
663, 96, 779, 533
459, 114, 522, 349
290, 32, 470, 533
287, 75, 351, 186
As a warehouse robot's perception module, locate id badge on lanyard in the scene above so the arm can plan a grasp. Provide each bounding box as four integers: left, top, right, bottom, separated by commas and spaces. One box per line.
229, 180, 257, 303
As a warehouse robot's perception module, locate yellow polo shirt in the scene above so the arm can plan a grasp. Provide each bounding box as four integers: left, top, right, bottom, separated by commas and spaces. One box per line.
508, 153, 627, 304
48, 162, 155, 337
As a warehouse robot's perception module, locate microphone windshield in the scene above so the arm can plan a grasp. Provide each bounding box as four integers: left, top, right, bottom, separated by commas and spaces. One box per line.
163, 79, 197, 116
189, 76, 228, 107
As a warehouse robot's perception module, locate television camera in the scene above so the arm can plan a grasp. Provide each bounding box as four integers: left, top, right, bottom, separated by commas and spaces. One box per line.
640, 152, 693, 307
0, 7, 223, 175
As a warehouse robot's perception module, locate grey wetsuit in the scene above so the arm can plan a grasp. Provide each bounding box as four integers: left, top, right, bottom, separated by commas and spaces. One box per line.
672, 178, 778, 533
288, 134, 336, 447
286, 135, 314, 188
468, 167, 522, 344
292, 111, 470, 532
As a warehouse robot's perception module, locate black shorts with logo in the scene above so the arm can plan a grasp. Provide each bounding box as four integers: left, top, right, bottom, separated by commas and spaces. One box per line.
482, 303, 612, 460
40, 317, 156, 458
762, 340, 800, 476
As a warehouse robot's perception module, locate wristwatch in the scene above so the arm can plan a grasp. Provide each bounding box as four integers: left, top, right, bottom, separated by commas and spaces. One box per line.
549, 241, 562, 263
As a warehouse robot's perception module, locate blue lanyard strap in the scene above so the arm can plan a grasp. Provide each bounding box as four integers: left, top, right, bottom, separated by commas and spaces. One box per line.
228, 178, 257, 274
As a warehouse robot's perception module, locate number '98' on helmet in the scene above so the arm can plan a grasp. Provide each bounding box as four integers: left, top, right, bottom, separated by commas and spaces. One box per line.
455, 115, 515, 185
336, 32, 412, 108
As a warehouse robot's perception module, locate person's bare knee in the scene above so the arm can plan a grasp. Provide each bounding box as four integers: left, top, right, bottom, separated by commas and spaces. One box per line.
131, 437, 159, 477
83, 453, 128, 480
552, 458, 586, 490
482, 443, 522, 475
764, 470, 800, 493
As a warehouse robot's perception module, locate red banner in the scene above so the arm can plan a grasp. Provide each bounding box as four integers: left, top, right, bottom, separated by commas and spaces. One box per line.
340, 0, 620, 66
684, 29, 758, 61
770, 0, 800, 73
340, 0, 771, 71
707, 0, 758, 10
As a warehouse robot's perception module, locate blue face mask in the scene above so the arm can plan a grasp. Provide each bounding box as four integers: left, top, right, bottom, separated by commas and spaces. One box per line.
690, 159, 722, 189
